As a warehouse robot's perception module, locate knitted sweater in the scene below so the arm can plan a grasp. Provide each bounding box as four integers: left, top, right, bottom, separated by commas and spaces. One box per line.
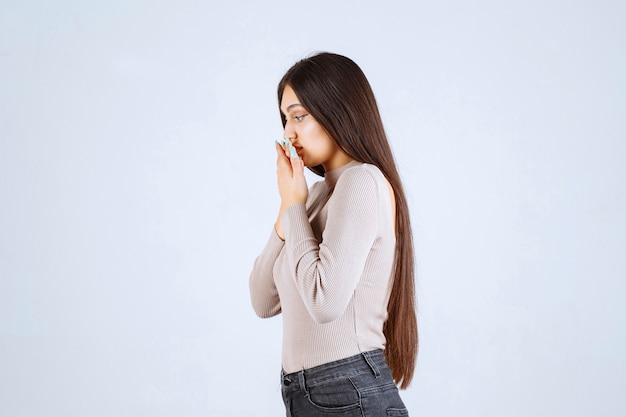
249, 160, 396, 373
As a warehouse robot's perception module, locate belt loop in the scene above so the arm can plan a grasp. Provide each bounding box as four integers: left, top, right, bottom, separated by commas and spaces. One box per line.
298, 369, 307, 392
362, 351, 380, 378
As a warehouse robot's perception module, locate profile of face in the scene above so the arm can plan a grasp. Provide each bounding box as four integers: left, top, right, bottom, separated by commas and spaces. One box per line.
280, 85, 351, 171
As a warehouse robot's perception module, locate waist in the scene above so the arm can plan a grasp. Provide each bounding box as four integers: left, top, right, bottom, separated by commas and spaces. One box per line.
281, 350, 388, 389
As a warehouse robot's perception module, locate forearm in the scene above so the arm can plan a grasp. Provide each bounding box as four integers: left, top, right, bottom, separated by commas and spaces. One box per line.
281, 202, 377, 323
249, 229, 284, 317
280, 168, 380, 323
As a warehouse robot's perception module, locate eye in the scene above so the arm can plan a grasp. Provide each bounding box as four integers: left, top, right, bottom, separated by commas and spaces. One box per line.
294, 114, 309, 122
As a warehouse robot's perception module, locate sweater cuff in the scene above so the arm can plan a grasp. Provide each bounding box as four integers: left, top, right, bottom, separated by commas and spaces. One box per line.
281, 203, 311, 242
268, 226, 286, 249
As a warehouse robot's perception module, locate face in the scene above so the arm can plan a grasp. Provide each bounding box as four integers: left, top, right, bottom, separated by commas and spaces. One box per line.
280, 85, 352, 171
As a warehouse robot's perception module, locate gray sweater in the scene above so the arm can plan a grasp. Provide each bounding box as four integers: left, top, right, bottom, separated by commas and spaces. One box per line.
249, 160, 396, 373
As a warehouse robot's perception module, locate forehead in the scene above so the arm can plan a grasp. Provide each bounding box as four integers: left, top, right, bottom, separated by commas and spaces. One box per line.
280, 86, 302, 112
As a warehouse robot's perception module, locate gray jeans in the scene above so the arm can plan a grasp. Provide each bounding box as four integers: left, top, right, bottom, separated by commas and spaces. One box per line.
281, 350, 409, 417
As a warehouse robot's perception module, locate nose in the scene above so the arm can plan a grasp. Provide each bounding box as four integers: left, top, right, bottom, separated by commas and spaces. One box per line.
283, 120, 296, 142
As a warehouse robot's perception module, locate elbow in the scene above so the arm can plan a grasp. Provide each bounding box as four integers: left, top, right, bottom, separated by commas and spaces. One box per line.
309, 306, 343, 324
251, 300, 281, 319
255, 311, 274, 319
255, 309, 280, 319
303, 289, 350, 324
249, 276, 281, 318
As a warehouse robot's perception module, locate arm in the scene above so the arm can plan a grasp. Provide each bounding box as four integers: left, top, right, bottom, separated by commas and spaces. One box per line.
249, 141, 307, 318
249, 229, 284, 318
281, 168, 379, 324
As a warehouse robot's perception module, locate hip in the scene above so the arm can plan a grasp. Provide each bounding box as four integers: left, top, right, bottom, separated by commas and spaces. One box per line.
280, 350, 409, 417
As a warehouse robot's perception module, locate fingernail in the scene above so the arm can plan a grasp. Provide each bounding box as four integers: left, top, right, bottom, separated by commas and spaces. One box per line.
289, 144, 298, 158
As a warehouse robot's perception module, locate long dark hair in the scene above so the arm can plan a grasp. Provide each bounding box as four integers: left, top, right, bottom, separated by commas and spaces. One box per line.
277, 52, 418, 389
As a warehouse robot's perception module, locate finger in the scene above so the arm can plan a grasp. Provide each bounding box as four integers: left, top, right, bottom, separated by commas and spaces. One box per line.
290, 153, 304, 176
285, 138, 297, 158
284, 139, 298, 159
276, 146, 294, 178
275, 141, 285, 154
275, 141, 289, 162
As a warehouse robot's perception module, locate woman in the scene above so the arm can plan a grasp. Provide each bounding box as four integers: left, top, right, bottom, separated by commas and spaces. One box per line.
249, 52, 417, 417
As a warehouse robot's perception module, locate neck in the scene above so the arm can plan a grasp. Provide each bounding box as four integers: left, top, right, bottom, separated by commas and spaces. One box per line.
323, 151, 355, 172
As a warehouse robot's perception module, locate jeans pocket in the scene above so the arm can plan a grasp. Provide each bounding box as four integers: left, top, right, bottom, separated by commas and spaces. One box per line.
306, 376, 361, 412
387, 407, 409, 416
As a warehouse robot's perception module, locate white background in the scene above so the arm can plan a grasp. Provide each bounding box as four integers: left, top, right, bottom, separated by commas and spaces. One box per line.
1, 1, 625, 416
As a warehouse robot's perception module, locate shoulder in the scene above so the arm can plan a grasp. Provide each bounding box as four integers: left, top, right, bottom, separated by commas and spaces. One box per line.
306, 177, 329, 209
337, 163, 386, 190
309, 178, 327, 195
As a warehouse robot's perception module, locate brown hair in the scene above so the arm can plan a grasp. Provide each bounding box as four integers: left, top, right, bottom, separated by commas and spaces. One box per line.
277, 52, 418, 389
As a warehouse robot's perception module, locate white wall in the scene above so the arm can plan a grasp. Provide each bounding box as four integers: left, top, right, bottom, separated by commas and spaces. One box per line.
1, 1, 624, 416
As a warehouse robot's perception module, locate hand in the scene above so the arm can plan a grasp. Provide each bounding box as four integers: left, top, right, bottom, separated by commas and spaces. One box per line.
274, 141, 308, 239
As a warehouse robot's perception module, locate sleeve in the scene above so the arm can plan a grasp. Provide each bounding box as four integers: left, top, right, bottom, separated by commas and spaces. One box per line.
281, 167, 379, 324
249, 229, 284, 318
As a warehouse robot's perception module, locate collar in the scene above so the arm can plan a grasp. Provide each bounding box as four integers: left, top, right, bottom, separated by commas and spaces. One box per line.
324, 160, 362, 188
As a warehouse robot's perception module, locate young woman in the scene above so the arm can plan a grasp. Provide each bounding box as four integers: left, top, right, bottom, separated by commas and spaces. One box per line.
249, 52, 418, 417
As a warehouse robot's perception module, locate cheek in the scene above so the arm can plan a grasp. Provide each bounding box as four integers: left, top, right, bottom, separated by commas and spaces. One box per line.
299, 122, 334, 157
304, 136, 329, 155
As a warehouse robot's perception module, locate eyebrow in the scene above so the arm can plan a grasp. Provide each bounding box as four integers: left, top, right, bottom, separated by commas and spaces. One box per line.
282, 102, 305, 114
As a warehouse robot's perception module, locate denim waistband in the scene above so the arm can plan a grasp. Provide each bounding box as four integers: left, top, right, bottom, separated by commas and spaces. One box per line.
281, 350, 387, 390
